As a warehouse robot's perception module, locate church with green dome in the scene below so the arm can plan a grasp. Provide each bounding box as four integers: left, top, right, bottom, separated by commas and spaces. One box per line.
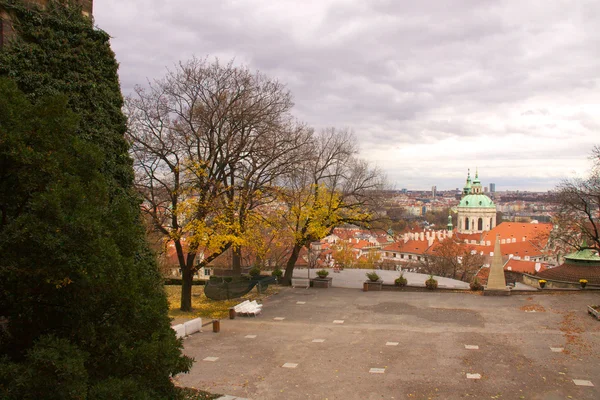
457, 170, 497, 234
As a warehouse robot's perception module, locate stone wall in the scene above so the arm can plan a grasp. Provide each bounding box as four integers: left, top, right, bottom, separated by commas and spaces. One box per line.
522, 273, 600, 289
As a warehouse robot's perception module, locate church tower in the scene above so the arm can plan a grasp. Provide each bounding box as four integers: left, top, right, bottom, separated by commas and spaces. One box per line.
457, 169, 496, 234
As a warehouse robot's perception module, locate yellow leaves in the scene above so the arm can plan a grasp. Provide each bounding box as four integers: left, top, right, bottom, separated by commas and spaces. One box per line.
47, 277, 73, 289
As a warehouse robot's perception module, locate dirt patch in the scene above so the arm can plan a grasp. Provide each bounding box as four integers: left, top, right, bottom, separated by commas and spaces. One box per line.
357, 302, 485, 327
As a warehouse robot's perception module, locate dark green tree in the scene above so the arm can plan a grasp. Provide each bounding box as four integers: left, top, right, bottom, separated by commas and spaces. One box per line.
0, 1, 192, 398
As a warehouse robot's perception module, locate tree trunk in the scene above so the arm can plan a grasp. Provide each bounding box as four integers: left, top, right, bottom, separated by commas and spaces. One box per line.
180, 252, 196, 312
232, 246, 242, 276
282, 244, 302, 286
180, 266, 193, 312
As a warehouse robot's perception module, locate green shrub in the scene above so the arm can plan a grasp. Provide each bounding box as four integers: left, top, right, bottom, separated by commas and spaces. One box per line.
0, 2, 191, 397
249, 266, 261, 277
317, 269, 329, 278
425, 275, 438, 290
395, 273, 407, 287
366, 271, 380, 282
470, 277, 483, 291
272, 268, 283, 278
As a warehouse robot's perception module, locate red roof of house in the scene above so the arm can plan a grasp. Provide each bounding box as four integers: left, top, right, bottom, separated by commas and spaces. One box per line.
535, 261, 600, 284
504, 259, 547, 274
482, 222, 552, 244
382, 240, 432, 255
476, 258, 549, 284
471, 240, 546, 258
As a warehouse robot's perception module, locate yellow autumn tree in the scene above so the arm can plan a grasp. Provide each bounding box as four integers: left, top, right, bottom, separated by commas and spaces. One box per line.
279, 128, 384, 284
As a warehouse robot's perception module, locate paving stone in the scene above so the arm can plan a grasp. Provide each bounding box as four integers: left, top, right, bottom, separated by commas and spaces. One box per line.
550, 347, 564, 352
203, 356, 219, 362
215, 396, 237, 400
386, 342, 399, 346
465, 345, 479, 350
244, 335, 257, 339
369, 368, 385, 374
333, 320, 344, 324
273, 317, 285, 321
296, 301, 306, 304
282, 363, 298, 368
573, 379, 594, 387
466, 373, 481, 379
312, 339, 325, 343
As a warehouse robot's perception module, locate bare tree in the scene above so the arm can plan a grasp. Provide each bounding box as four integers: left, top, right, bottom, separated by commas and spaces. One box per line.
416, 238, 484, 282
552, 146, 600, 252
126, 57, 310, 310
278, 128, 384, 284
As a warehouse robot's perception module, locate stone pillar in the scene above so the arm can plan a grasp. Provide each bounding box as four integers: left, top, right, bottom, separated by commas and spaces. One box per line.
484, 235, 510, 295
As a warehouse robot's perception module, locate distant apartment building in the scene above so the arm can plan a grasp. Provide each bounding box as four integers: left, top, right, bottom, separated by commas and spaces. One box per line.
489, 183, 496, 193
431, 185, 437, 199
1, 0, 93, 47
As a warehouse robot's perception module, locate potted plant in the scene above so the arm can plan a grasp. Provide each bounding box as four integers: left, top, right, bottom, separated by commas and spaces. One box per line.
425, 275, 438, 290
313, 269, 332, 288
538, 279, 547, 289
364, 271, 383, 291
366, 271, 380, 282
470, 277, 483, 291
249, 266, 261, 278
394, 273, 407, 287
580, 279, 588, 289
271, 268, 283, 283
317, 269, 329, 278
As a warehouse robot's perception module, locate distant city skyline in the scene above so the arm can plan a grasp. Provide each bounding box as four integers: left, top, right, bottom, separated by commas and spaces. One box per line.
94, 1, 599, 192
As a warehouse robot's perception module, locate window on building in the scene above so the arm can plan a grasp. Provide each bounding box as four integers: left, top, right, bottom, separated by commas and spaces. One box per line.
408, 255, 412, 260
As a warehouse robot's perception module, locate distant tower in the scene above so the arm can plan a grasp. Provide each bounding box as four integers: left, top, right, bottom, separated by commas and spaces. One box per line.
447, 211, 453, 232
490, 183, 496, 193
457, 169, 496, 233
432, 185, 437, 199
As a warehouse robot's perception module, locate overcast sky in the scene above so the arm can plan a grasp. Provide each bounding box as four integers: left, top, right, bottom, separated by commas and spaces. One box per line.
94, 0, 600, 191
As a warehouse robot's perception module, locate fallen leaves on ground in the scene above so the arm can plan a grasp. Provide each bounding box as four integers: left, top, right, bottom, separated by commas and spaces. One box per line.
166, 284, 280, 320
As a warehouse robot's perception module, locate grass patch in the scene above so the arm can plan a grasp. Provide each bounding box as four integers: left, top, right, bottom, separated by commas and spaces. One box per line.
166, 284, 280, 320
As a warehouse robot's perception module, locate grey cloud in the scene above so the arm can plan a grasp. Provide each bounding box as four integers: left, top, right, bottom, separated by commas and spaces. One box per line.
94, 0, 600, 190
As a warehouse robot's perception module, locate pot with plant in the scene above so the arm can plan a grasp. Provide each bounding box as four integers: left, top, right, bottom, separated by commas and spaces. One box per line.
470, 277, 483, 291
317, 269, 329, 279
580, 279, 588, 289
364, 271, 383, 291
313, 269, 332, 288
271, 268, 283, 283
425, 275, 438, 290
249, 266, 261, 279
394, 273, 407, 288
538, 279, 547, 289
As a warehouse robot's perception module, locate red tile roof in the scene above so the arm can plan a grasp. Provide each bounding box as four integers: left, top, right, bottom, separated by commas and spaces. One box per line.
535, 261, 600, 284
504, 259, 547, 274
483, 222, 552, 244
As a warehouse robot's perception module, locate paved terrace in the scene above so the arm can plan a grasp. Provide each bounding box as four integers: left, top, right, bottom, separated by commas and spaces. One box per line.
176, 288, 600, 400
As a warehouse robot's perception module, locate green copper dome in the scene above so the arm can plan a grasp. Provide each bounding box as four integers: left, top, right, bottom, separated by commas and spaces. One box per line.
458, 194, 495, 208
